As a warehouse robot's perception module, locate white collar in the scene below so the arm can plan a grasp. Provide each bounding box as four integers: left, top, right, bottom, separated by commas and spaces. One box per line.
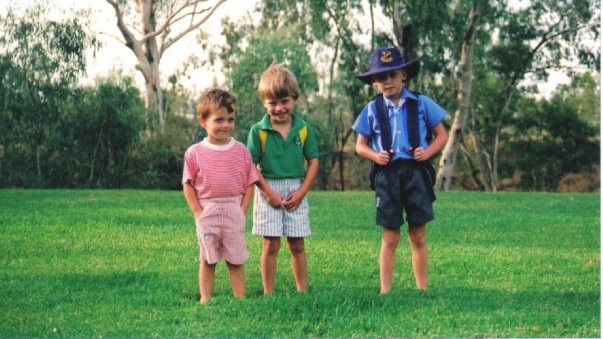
384, 96, 406, 111
201, 137, 235, 150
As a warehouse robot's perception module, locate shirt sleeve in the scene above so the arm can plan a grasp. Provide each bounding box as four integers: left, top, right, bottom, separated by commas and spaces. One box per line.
244, 147, 260, 186
420, 95, 447, 129
351, 104, 373, 139
303, 121, 320, 160
181, 146, 198, 185
246, 124, 262, 164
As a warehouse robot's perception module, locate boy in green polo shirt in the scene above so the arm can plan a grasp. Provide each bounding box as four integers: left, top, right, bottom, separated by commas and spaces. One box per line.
247, 63, 320, 295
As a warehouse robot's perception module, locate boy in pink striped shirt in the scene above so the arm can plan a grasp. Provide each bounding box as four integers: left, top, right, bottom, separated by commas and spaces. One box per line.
182, 88, 259, 304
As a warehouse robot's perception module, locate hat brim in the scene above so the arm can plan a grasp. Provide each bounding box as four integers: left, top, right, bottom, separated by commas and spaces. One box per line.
356, 60, 420, 85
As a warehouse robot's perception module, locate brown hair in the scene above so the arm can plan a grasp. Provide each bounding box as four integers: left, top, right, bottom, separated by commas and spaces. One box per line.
257, 64, 300, 101
196, 88, 237, 120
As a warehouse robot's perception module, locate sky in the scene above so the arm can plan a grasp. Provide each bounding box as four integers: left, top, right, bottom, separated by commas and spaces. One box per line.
1, 0, 583, 98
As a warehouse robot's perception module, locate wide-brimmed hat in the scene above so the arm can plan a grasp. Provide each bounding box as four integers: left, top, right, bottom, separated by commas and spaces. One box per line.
356, 47, 420, 85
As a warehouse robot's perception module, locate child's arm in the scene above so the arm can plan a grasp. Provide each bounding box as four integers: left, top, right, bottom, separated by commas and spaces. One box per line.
411, 123, 448, 162
241, 184, 255, 213
183, 182, 203, 219
356, 134, 391, 165
283, 158, 318, 211
255, 172, 284, 208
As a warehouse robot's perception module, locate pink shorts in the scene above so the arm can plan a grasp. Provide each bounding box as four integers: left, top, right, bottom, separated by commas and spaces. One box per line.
195, 197, 248, 265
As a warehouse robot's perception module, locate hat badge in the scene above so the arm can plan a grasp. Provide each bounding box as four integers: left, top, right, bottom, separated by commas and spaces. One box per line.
380, 51, 394, 63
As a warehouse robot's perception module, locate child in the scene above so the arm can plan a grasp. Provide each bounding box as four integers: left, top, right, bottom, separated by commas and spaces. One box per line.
247, 64, 320, 295
351, 47, 448, 293
182, 88, 259, 304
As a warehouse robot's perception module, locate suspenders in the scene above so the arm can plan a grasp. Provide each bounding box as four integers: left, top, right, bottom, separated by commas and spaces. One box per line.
372, 92, 422, 156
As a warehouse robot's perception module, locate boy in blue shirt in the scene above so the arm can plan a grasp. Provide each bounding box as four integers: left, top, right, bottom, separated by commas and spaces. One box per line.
352, 47, 448, 293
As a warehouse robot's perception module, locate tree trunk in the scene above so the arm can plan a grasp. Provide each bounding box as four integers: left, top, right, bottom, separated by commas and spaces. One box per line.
469, 127, 488, 190
106, 0, 227, 128
435, 1, 479, 191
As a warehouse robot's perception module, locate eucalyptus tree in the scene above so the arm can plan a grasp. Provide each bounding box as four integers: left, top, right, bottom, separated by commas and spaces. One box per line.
212, 0, 599, 191
378, 0, 599, 191
0, 5, 97, 186
466, 0, 600, 191
105, 0, 227, 129
435, 0, 481, 191
509, 80, 599, 191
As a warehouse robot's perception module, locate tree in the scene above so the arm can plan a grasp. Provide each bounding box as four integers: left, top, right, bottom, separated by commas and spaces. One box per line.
0, 4, 98, 186
105, 0, 227, 129
209, 0, 600, 191
464, 0, 600, 191
435, 1, 480, 191
509, 85, 599, 191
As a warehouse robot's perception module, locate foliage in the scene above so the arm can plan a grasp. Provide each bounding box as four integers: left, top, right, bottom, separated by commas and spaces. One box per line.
0, 1, 600, 191
0, 4, 98, 187
0, 189, 599, 337
508, 84, 600, 191
224, 25, 319, 142
463, 0, 601, 190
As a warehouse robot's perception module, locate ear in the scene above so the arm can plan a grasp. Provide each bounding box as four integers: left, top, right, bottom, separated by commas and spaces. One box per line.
400, 70, 408, 81
198, 115, 206, 128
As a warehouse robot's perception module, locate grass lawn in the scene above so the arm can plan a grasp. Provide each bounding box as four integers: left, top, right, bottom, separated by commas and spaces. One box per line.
0, 189, 599, 338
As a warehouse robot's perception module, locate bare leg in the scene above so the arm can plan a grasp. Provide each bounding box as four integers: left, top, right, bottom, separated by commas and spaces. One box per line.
260, 236, 281, 295
287, 237, 307, 292
408, 224, 428, 290
226, 262, 245, 299
199, 260, 216, 304
379, 227, 401, 293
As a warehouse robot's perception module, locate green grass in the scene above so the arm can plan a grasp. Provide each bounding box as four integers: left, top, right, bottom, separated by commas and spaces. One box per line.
0, 189, 599, 338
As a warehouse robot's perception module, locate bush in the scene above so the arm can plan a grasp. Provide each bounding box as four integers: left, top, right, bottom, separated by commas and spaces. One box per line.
557, 166, 600, 192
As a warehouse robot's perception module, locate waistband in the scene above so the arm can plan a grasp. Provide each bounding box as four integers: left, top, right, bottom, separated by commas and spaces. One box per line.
374, 159, 422, 170
199, 196, 242, 205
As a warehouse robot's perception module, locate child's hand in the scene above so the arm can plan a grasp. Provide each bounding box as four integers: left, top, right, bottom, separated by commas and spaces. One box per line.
410, 147, 430, 162
283, 190, 303, 211
374, 150, 391, 165
265, 188, 285, 208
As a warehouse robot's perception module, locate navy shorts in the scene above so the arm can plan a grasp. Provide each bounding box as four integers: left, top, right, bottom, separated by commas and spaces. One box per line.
373, 160, 436, 229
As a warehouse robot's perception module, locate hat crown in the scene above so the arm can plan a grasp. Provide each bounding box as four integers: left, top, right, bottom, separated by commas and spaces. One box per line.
369, 48, 405, 69
356, 46, 419, 85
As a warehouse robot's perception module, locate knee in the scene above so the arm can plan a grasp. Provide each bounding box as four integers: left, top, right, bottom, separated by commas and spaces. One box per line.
408, 228, 426, 248
382, 236, 400, 249
381, 229, 401, 249
226, 262, 243, 270
287, 238, 305, 256
264, 238, 281, 256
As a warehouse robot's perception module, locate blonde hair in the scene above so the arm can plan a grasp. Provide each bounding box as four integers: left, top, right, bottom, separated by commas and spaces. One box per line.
196, 88, 237, 120
257, 64, 300, 101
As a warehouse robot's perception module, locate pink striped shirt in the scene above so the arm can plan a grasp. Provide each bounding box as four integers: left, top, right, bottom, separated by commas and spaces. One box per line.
182, 138, 259, 199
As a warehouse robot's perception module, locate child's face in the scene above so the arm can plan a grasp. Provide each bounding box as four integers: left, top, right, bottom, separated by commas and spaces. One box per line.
263, 96, 296, 125
372, 69, 407, 100
199, 107, 235, 145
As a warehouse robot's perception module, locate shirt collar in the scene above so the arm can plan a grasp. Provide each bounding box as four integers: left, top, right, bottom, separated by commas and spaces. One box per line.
383, 88, 417, 111
259, 112, 303, 130
201, 137, 235, 150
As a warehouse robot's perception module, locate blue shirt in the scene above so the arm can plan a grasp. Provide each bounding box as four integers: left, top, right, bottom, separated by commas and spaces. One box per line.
351, 89, 447, 161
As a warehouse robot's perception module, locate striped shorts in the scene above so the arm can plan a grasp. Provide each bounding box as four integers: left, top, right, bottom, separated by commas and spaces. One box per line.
196, 197, 248, 265
252, 178, 311, 238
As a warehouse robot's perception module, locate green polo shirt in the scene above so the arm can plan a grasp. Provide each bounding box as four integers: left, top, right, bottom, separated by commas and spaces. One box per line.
247, 113, 319, 179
